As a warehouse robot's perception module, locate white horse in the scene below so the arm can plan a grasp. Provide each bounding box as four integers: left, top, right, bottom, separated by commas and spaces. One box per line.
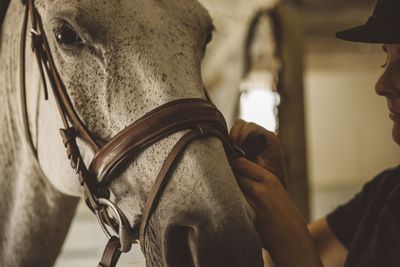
0, 0, 263, 266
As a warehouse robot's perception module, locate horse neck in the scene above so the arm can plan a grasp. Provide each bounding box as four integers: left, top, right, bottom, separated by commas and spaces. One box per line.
0, 1, 79, 266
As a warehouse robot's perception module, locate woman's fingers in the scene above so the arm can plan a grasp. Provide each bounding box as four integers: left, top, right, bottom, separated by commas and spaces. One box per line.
229, 119, 247, 146
235, 174, 260, 211
232, 157, 276, 184
236, 173, 260, 194
230, 120, 288, 187
230, 119, 269, 146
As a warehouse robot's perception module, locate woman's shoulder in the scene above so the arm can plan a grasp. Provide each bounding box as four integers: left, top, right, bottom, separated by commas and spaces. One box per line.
360, 164, 400, 206
365, 164, 400, 189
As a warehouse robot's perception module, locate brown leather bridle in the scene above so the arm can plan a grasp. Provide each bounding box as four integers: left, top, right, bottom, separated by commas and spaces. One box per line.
19, 0, 258, 266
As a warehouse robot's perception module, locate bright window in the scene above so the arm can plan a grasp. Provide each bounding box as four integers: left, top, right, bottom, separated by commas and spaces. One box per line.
239, 73, 280, 132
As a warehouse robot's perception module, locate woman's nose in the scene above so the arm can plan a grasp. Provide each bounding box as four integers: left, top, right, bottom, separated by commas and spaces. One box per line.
375, 67, 400, 97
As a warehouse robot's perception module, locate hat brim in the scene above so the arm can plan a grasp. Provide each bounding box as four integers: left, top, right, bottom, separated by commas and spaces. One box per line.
336, 24, 400, 44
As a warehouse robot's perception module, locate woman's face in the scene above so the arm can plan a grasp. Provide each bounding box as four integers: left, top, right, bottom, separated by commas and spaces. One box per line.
375, 44, 400, 145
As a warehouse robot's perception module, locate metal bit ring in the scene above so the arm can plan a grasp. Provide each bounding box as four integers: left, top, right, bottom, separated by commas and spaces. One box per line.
95, 198, 133, 252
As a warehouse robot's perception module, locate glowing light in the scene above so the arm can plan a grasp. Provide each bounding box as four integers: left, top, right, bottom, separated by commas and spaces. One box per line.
239, 86, 280, 132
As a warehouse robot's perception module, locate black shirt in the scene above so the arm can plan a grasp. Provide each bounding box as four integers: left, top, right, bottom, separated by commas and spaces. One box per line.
327, 165, 400, 267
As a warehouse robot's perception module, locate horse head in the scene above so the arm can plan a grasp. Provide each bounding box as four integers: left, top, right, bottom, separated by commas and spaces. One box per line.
11, 0, 263, 265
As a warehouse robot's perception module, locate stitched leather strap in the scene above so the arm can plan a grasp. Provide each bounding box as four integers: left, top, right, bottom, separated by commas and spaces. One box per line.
89, 98, 228, 186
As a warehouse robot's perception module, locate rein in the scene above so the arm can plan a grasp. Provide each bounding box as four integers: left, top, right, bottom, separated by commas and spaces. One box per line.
19, 1, 252, 266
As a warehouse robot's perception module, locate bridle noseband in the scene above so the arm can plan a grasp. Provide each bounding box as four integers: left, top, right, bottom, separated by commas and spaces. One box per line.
19, 1, 247, 266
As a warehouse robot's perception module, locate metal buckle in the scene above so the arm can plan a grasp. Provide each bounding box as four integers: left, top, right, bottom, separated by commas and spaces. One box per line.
29, 28, 40, 37
195, 124, 204, 135
95, 198, 134, 253
233, 145, 246, 158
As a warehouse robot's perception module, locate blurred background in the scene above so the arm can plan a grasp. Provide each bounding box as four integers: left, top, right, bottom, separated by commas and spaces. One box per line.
55, 0, 400, 266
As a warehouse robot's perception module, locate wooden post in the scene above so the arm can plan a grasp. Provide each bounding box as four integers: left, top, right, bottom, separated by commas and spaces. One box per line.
275, 3, 310, 221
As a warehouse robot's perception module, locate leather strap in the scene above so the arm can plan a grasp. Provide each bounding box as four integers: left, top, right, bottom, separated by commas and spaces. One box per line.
98, 236, 122, 267
139, 123, 235, 253
20, 0, 103, 213
20, 0, 100, 153
19, 1, 36, 156
89, 98, 228, 186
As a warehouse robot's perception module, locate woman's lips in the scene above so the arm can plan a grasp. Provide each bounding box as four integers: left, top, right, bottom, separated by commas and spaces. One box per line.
389, 109, 400, 121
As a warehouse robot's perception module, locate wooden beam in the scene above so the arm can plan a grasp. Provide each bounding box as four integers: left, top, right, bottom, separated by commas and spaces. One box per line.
275, 3, 310, 221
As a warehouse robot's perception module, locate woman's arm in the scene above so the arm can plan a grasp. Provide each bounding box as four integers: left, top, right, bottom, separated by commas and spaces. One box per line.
308, 218, 348, 267
230, 119, 348, 267
261, 217, 348, 267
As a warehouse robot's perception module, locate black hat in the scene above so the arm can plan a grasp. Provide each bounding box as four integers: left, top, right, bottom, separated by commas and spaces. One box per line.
336, 0, 400, 44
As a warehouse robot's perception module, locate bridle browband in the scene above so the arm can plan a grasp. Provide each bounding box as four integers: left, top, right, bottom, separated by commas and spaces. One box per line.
19, 1, 246, 266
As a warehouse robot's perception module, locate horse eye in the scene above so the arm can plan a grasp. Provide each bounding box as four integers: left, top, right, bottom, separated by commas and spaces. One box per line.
54, 24, 82, 46
203, 32, 213, 52
205, 32, 213, 45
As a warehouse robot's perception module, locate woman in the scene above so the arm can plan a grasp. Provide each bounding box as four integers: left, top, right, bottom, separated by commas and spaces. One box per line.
230, 0, 400, 266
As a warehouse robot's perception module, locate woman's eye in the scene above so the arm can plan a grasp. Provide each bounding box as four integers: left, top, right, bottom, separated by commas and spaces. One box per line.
381, 47, 389, 68
54, 24, 82, 46
381, 57, 388, 68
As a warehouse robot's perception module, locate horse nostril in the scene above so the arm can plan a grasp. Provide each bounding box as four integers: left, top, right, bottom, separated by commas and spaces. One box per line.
164, 225, 196, 267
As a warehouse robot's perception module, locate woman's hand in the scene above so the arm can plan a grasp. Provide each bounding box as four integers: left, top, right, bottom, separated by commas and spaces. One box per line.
229, 119, 287, 186
232, 158, 323, 267
230, 120, 322, 266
